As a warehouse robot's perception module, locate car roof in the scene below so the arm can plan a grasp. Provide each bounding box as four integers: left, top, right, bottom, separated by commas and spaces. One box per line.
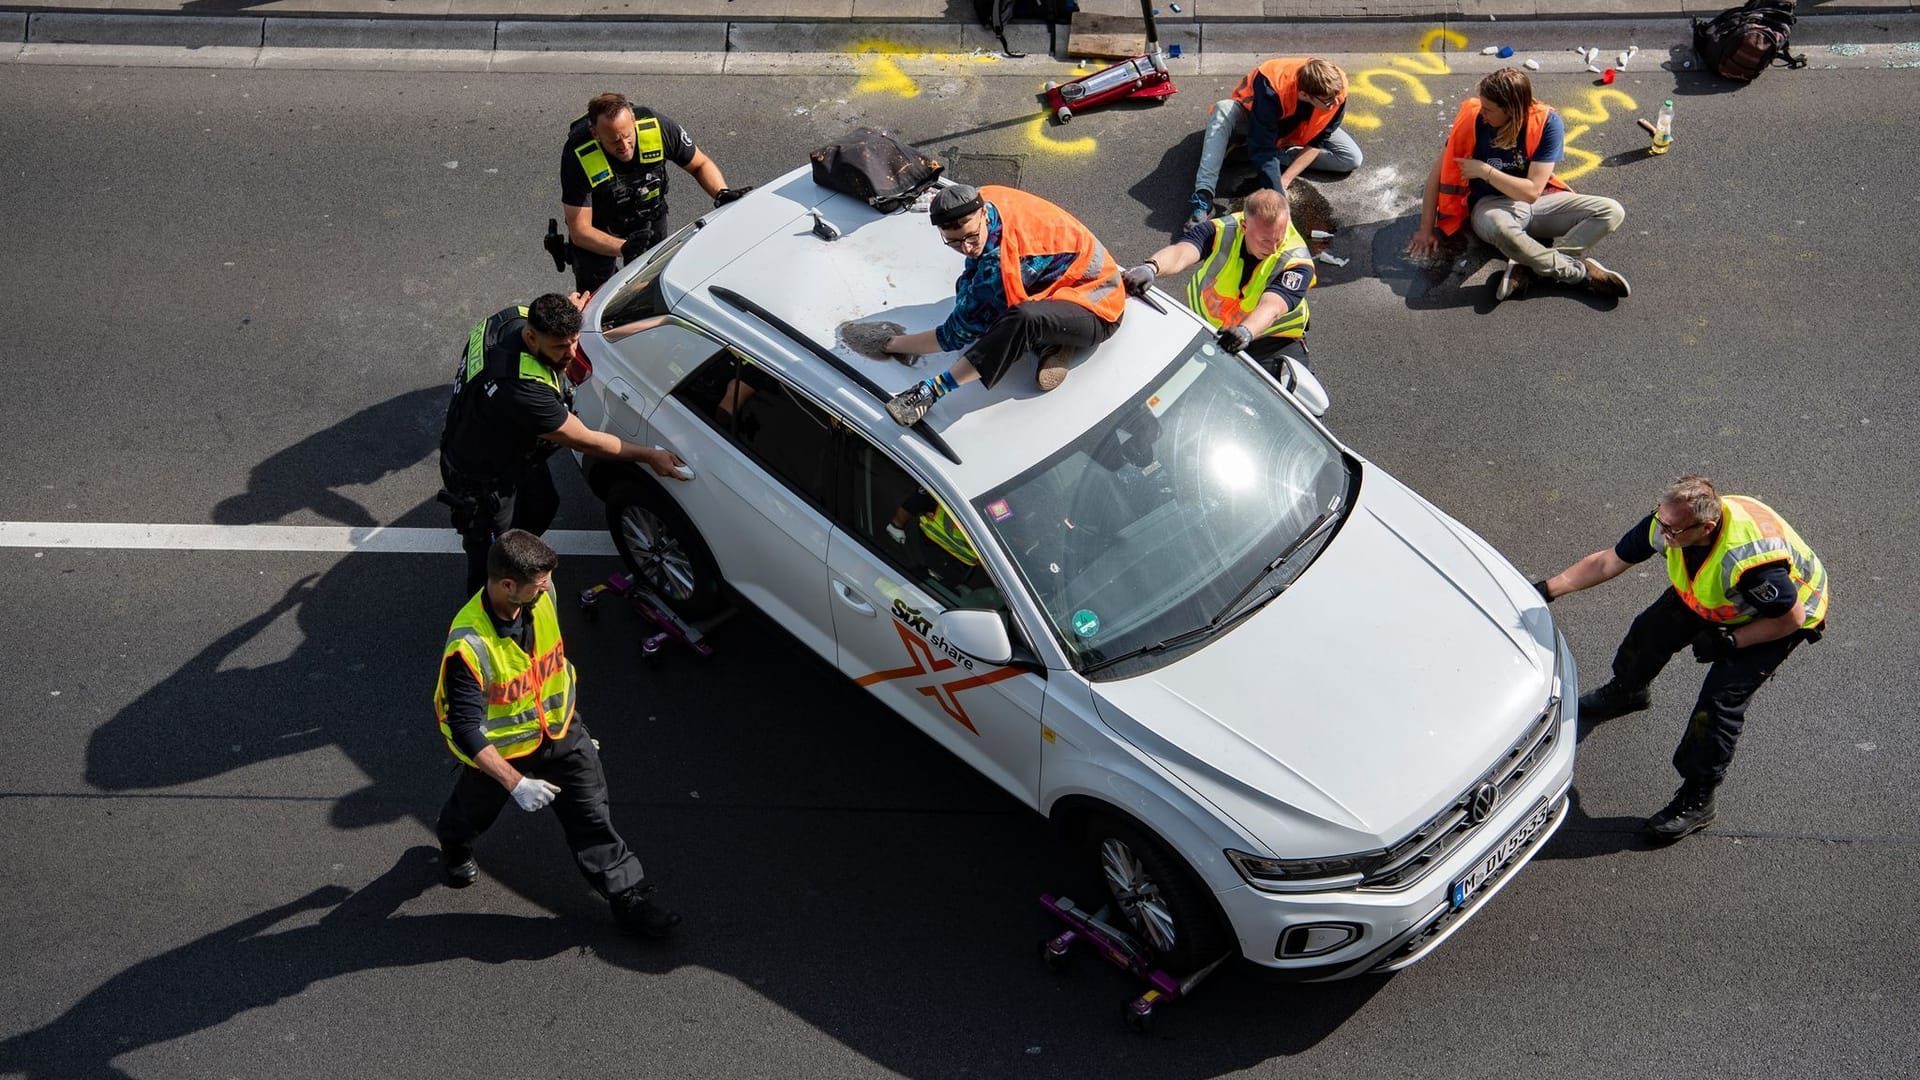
662, 165, 1213, 498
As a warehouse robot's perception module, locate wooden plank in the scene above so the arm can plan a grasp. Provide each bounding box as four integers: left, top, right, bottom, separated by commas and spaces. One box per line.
1067, 13, 1145, 60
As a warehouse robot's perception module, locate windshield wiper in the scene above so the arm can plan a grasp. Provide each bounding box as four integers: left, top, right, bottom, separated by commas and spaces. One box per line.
1080, 494, 1344, 675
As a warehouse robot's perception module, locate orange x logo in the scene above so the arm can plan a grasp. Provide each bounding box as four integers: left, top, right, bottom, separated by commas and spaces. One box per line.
855, 622, 1026, 735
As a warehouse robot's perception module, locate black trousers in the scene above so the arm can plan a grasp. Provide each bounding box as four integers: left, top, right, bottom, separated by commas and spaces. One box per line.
569, 217, 661, 295
966, 299, 1118, 389
435, 721, 646, 899
1607, 588, 1810, 788
442, 458, 561, 597
1245, 334, 1310, 378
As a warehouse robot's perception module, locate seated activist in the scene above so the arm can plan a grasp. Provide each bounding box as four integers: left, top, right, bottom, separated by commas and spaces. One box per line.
887, 489, 998, 608
1406, 67, 1630, 303
1123, 188, 1316, 377
880, 184, 1126, 427
1189, 56, 1362, 227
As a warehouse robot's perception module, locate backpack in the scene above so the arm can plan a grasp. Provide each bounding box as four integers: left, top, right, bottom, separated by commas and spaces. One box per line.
1692, 0, 1808, 81
809, 128, 944, 215
972, 0, 1069, 58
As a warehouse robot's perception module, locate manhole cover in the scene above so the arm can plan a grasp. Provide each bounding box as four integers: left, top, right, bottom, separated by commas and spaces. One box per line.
940, 150, 1024, 190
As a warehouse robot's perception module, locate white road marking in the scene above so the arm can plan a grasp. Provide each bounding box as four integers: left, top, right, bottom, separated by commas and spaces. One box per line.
0, 522, 617, 556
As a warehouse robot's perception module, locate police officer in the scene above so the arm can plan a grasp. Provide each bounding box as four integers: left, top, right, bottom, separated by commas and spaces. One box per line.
560, 92, 745, 294
1534, 474, 1829, 842
1122, 188, 1316, 378
434, 528, 680, 937
438, 293, 685, 596
887, 488, 995, 605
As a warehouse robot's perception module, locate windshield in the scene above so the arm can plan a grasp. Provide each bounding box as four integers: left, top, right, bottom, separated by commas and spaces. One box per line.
974, 334, 1353, 674
597, 220, 702, 330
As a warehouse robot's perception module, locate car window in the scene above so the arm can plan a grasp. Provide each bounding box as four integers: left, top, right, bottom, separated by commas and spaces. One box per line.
839, 432, 1005, 614
670, 352, 837, 510
597, 221, 701, 329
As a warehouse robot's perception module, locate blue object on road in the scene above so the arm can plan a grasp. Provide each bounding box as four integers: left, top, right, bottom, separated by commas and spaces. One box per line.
1497, 45, 1514, 57
1168, 43, 1183, 57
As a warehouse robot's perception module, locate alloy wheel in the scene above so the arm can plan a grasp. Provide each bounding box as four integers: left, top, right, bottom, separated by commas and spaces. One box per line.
1100, 837, 1178, 953
617, 505, 698, 601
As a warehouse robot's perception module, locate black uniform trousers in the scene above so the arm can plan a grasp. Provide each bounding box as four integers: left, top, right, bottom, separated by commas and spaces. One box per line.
1606, 587, 1811, 788
1244, 335, 1310, 379
569, 217, 662, 295
436, 720, 646, 899
442, 458, 561, 597
966, 299, 1118, 389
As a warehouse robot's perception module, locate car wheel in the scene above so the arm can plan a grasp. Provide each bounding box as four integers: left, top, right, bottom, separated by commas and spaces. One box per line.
1088, 815, 1232, 973
605, 481, 724, 620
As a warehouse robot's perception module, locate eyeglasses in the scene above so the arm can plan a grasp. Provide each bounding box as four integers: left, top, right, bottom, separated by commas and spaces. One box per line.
1654, 513, 1713, 539
940, 221, 986, 250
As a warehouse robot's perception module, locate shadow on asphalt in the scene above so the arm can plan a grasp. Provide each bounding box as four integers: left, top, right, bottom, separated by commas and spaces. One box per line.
0, 847, 579, 1080
68, 393, 1387, 1072
1535, 787, 1658, 861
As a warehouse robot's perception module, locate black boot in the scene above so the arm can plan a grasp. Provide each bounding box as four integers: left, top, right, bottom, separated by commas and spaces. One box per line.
1645, 784, 1717, 842
441, 845, 478, 888
1578, 680, 1652, 723
612, 883, 681, 939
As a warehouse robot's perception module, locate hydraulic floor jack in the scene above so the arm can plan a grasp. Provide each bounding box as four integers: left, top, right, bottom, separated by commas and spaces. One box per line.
577, 572, 729, 664
1039, 894, 1229, 1033
1039, 0, 1177, 125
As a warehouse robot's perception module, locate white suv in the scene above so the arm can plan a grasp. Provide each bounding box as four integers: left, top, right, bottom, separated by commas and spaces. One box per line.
573, 166, 1578, 978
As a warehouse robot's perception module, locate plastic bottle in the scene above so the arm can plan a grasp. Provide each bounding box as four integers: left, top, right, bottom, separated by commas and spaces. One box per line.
1651, 99, 1674, 154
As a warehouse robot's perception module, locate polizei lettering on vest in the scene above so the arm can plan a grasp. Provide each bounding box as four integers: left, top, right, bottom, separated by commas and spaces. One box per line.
489, 640, 568, 706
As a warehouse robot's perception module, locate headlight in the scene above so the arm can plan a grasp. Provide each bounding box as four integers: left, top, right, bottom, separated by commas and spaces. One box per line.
1224, 848, 1379, 893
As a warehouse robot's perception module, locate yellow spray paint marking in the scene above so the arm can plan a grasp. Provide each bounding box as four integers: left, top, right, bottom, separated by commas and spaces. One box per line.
850, 40, 1001, 99
1417, 27, 1467, 55
1348, 67, 1436, 107
1556, 90, 1637, 182
1342, 29, 1463, 128
1025, 111, 1098, 156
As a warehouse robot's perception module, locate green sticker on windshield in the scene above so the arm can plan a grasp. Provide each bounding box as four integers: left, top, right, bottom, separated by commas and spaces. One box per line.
1072, 609, 1101, 638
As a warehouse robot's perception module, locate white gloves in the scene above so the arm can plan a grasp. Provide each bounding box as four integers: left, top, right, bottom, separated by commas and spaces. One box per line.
885, 523, 908, 545
511, 777, 561, 811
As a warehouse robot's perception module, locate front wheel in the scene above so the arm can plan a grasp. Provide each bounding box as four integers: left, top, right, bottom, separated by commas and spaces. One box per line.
605, 482, 725, 620
1088, 815, 1232, 974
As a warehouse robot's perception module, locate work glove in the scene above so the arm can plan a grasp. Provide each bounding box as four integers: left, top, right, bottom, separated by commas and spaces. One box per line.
1532, 580, 1554, 603
1691, 627, 1739, 664
511, 777, 561, 812
712, 186, 753, 206
1216, 325, 1253, 354
1120, 262, 1157, 297
885, 523, 908, 545
620, 233, 652, 261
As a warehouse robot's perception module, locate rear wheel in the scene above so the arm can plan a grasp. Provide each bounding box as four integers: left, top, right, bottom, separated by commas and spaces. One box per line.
1088, 815, 1231, 974
605, 482, 724, 620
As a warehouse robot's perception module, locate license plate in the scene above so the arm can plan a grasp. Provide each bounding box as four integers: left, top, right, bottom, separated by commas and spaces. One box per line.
1449, 797, 1553, 910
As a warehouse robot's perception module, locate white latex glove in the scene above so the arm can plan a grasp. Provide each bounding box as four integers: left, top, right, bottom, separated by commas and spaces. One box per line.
511, 777, 560, 811
885, 524, 908, 545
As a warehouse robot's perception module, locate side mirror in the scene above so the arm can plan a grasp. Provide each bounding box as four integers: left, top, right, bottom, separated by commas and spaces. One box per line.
1284, 357, 1330, 417
933, 609, 1013, 666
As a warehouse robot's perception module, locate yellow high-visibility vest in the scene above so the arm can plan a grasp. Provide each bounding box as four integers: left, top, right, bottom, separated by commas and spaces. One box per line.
1186, 213, 1312, 340
434, 590, 577, 764
1656, 496, 1827, 628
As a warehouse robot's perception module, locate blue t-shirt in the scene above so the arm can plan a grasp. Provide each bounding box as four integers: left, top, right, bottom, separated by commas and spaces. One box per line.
1467, 109, 1564, 205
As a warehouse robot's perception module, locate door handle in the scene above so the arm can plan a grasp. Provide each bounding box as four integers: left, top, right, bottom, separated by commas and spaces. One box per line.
831, 579, 875, 616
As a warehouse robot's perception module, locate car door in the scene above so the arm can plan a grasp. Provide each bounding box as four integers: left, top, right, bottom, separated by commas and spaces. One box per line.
822, 430, 1046, 807
644, 342, 838, 659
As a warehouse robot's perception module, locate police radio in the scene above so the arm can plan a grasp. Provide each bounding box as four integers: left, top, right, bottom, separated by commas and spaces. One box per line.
542, 218, 570, 274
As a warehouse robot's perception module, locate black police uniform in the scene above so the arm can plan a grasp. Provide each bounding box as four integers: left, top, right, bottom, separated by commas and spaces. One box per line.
439, 306, 574, 596
559, 108, 699, 294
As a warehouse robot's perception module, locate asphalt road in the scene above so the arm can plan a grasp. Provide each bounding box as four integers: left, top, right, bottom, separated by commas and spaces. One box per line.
3, 27, 1918, 1079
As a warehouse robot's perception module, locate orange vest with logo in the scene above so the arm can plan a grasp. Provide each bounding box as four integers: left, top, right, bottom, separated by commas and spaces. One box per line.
1434, 98, 1571, 236
1231, 58, 1345, 148
980, 185, 1127, 323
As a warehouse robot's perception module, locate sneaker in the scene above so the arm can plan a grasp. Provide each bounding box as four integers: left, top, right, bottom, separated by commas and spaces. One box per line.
1494, 259, 1532, 302
885, 381, 938, 427
1186, 190, 1215, 228
1645, 784, 1717, 842
1577, 680, 1651, 723
1583, 257, 1631, 298
1036, 346, 1070, 391
612, 883, 681, 938
441, 846, 477, 889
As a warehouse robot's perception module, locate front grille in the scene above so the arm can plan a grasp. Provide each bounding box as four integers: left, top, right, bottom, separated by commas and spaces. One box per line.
1357, 697, 1561, 891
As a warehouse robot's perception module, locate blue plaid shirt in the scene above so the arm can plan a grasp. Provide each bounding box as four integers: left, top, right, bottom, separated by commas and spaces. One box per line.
934, 203, 1079, 353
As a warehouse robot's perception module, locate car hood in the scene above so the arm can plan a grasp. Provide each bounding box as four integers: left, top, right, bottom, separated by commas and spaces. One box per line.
1090, 471, 1558, 855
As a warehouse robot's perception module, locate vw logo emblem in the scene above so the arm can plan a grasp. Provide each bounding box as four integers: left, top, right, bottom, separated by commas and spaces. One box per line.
1468, 783, 1499, 825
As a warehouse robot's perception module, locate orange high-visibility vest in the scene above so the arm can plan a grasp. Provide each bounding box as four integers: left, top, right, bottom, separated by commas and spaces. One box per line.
1434, 98, 1571, 236
980, 185, 1126, 323
1231, 58, 1346, 148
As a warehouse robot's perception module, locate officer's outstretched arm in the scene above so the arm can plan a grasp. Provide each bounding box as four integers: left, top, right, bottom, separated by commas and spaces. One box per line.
541, 414, 688, 479
1540, 548, 1631, 600
563, 203, 626, 258
682, 148, 728, 199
